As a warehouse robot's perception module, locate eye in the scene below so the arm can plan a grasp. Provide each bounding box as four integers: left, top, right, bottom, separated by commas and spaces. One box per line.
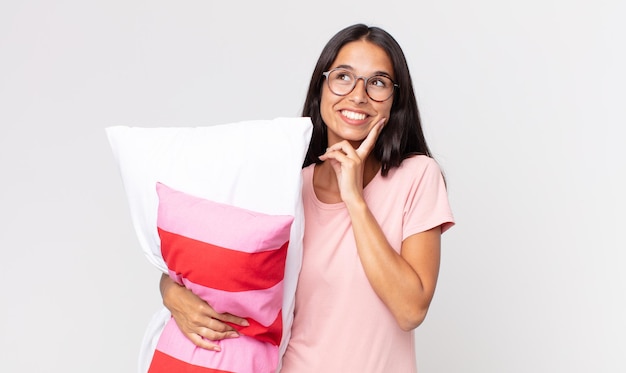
369, 76, 390, 89
331, 70, 354, 83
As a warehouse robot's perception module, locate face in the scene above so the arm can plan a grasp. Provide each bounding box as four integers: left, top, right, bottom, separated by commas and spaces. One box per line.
320, 40, 395, 147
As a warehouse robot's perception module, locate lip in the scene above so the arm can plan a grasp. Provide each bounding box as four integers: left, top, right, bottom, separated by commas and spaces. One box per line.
339, 109, 370, 124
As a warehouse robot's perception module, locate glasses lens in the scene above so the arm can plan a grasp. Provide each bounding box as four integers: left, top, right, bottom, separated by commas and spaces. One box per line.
328, 70, 356, 96
365, 75, 394, 102
327, 69, 395, 102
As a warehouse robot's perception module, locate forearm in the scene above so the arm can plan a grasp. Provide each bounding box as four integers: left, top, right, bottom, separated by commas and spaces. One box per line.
160, 272, 183, 309
347, 199, 440, 331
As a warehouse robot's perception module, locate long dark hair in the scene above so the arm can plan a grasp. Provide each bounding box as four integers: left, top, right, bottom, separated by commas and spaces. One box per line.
302, 24, 432, 176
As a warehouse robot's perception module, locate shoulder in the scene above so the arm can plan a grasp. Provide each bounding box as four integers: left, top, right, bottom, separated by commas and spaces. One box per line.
375, 155, 444, 193
301, 163, 316, 191
401, 154, 438, 167
379, 155, 447, 194
302, 163, 315, 177
394, 155, 443, 178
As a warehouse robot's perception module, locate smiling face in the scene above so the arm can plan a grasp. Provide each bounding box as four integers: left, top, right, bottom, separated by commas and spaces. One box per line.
320, 40, 395, 147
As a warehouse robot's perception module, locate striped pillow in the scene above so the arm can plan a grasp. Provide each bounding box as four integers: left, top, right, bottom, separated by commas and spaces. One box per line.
147, 182, 293, 373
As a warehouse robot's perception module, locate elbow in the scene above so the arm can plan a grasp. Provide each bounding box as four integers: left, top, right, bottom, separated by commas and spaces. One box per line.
396, 306, 429, 332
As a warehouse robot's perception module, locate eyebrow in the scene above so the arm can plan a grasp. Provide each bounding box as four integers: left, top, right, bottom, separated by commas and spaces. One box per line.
333, 64, 394, 78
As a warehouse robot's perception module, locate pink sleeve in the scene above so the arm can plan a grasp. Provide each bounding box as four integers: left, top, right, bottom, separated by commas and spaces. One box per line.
402, 158, 455, 239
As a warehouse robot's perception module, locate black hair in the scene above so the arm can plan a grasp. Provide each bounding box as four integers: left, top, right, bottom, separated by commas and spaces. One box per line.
301, 24, 432, 176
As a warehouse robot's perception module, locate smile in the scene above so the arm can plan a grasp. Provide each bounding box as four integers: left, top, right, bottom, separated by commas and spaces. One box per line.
341, 110, 367, 120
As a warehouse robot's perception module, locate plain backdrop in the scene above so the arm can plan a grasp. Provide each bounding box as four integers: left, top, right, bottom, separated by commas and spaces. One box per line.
1, 1, 624, 372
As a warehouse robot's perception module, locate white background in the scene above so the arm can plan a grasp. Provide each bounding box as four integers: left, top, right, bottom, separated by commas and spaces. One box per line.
1, 1, 624, 372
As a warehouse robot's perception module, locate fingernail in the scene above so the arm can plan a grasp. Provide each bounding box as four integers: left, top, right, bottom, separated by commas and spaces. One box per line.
242, 320, 250, 327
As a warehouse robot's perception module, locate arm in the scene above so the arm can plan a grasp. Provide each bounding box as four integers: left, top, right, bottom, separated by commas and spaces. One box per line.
160, 273, 249, 351
319, 120, 441, 330
347, 204, 441, 330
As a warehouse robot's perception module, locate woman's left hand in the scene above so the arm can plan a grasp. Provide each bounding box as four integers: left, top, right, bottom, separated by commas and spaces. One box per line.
318, 118, 385, 205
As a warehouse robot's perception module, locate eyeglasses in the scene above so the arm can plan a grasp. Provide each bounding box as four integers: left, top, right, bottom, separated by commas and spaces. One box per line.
322, 68, 399, 102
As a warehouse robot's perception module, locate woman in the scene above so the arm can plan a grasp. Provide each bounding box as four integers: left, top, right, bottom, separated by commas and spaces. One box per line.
161, 24, 454, 372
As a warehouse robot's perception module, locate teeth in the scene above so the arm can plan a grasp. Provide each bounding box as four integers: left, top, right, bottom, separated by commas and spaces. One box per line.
341, 110, 366, 120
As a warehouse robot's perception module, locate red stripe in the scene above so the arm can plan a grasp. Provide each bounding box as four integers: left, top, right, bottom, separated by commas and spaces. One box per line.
159, 228, 288, 292
148, 350, 234, 373
227, 310, 283, 346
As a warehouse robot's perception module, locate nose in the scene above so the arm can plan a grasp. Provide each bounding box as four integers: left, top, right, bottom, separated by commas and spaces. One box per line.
348, 77, 368, 104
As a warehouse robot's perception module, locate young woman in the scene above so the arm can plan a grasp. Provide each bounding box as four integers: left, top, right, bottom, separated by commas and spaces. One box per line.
160, 24, 454, 372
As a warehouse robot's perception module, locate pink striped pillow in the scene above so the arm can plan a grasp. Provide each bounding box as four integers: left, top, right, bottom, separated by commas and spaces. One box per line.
147, 182, 293, 373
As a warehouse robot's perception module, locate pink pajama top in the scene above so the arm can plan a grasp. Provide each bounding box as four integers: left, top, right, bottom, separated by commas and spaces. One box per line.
280, 155, 455, 373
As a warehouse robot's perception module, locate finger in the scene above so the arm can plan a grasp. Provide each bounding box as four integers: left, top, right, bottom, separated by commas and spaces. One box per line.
188, 333, 223, 352
195, 324, 240, 341
325, 140, 351, 152
319, 148, 352, 163
356, 118, 386, 158
320, 140, 357, 161
194, 302, 248, 327
180, 310, 236, 337
186, 305, 227, 330
203, 317, 237, 334
213, 312, 250, 327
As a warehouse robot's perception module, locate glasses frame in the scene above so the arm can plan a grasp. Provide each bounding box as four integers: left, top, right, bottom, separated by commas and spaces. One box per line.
322, 68, 399, 102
